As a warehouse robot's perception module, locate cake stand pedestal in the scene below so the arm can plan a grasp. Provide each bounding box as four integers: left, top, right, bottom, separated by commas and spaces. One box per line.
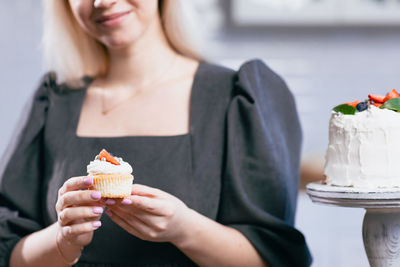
306, 182, 400, 267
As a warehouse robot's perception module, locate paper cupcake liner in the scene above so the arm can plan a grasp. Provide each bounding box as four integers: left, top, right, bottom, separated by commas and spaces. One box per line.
90, 173, 134, 198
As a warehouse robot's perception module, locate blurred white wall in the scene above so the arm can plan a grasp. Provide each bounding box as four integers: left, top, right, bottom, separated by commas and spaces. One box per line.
210, 29, 400, 157
0, 1, 43, 151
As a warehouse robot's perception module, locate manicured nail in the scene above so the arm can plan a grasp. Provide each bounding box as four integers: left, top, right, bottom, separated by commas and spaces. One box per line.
92, 221, 102, 228
91, 191, 101, 200
121, 199, 132, 205
84, 177, 93, 186
93, 207, 103, 214
63, 226, 71, 234
105, 209, 112, 216
105, 199, 116, 205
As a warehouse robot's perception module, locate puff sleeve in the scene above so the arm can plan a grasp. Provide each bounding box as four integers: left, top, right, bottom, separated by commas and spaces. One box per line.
217, 60, 312, 266
0, 74, 52, 266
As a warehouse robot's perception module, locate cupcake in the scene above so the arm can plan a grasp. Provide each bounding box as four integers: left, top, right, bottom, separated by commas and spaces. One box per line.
87, 149, 134, 198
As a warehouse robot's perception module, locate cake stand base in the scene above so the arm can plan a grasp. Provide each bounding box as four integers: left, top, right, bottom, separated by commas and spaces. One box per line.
306, 182, 400, 267
363, 209, 400, 267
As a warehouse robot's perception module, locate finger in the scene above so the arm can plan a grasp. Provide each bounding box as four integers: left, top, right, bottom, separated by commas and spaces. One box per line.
60, 220, 101, 240
132, 195, 168, 215
116, 195, 166, 215
58, 190, 102, 210
59, 206, 104, 226
131, 184, 164, 198
106, 209, 151, 241
110, 205, 165, 230
101, 198, 117, 206
59, 176, 93, 196
111, 197, 165, 216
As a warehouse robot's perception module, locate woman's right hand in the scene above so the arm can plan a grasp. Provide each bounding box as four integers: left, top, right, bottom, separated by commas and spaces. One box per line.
55, 176, 104, 260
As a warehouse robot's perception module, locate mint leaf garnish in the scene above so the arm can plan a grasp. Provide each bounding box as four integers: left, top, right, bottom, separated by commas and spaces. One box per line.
333, 104, 356, 115
381, 98, 400, 112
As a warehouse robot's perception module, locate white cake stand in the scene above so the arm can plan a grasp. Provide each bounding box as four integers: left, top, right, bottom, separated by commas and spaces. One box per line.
306, 181, 400, 267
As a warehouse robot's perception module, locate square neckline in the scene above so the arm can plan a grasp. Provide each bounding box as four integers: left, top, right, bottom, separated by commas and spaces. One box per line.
73, 61, 204, 140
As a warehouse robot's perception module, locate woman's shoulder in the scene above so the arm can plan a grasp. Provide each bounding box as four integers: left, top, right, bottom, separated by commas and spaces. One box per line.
34, 72, 90, 100
234, 59, 291, 102
202, 58, 282, 77
199, 58, 289, 103
235, 59, 287, 87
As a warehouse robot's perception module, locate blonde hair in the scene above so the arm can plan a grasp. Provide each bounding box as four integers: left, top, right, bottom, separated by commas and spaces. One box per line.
42, 0, 203, 86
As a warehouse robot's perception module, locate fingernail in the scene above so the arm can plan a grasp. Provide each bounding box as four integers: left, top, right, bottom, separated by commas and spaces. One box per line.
105, 209, 112, 216
121, 199, 132, 205
84, 177, 93, 185
93, 207, 103, 214
105, 199, 116, 205
91, 191, 101, 200
92, 221, 102, 228
63, 226, 71, 234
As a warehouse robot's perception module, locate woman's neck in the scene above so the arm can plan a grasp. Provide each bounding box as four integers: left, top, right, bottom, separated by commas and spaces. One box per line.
103, 16, 178, 89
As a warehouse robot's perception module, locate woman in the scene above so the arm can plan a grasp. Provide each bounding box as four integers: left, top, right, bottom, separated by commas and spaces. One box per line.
0, 0, 311, 266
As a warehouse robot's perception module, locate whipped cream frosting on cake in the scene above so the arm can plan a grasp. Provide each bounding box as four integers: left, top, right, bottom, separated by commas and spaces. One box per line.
324, 105, 400, 188
87, 157, 133, 174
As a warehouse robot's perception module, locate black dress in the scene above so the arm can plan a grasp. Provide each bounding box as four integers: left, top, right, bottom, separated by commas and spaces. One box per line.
0, 60, 312, 266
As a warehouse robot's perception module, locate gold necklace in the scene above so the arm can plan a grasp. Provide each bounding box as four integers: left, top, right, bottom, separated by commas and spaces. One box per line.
101, 56, 178, 115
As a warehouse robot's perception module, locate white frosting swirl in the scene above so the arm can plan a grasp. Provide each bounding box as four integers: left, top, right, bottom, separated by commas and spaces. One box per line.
87, 158, 133, 174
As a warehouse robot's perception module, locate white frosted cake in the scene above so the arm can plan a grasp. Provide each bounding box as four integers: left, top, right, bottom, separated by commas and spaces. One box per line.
324, 89, 400, 188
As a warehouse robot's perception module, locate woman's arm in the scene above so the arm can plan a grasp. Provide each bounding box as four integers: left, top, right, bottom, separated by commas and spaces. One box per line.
106, 184, 267, 267
10, 176, 103, 267
173, 208, 267, 267
10, 223, 81, 267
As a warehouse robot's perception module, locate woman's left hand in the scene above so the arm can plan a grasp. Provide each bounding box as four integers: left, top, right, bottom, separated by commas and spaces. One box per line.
104, 184, 194, 244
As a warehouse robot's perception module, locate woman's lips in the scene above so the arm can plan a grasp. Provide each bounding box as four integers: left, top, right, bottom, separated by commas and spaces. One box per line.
96, 11, 131, 27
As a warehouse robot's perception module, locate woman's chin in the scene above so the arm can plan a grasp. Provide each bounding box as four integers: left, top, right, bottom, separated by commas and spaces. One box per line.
100, 33, 141, 51
105, 42, 130, 50
102, 38, 134, 50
